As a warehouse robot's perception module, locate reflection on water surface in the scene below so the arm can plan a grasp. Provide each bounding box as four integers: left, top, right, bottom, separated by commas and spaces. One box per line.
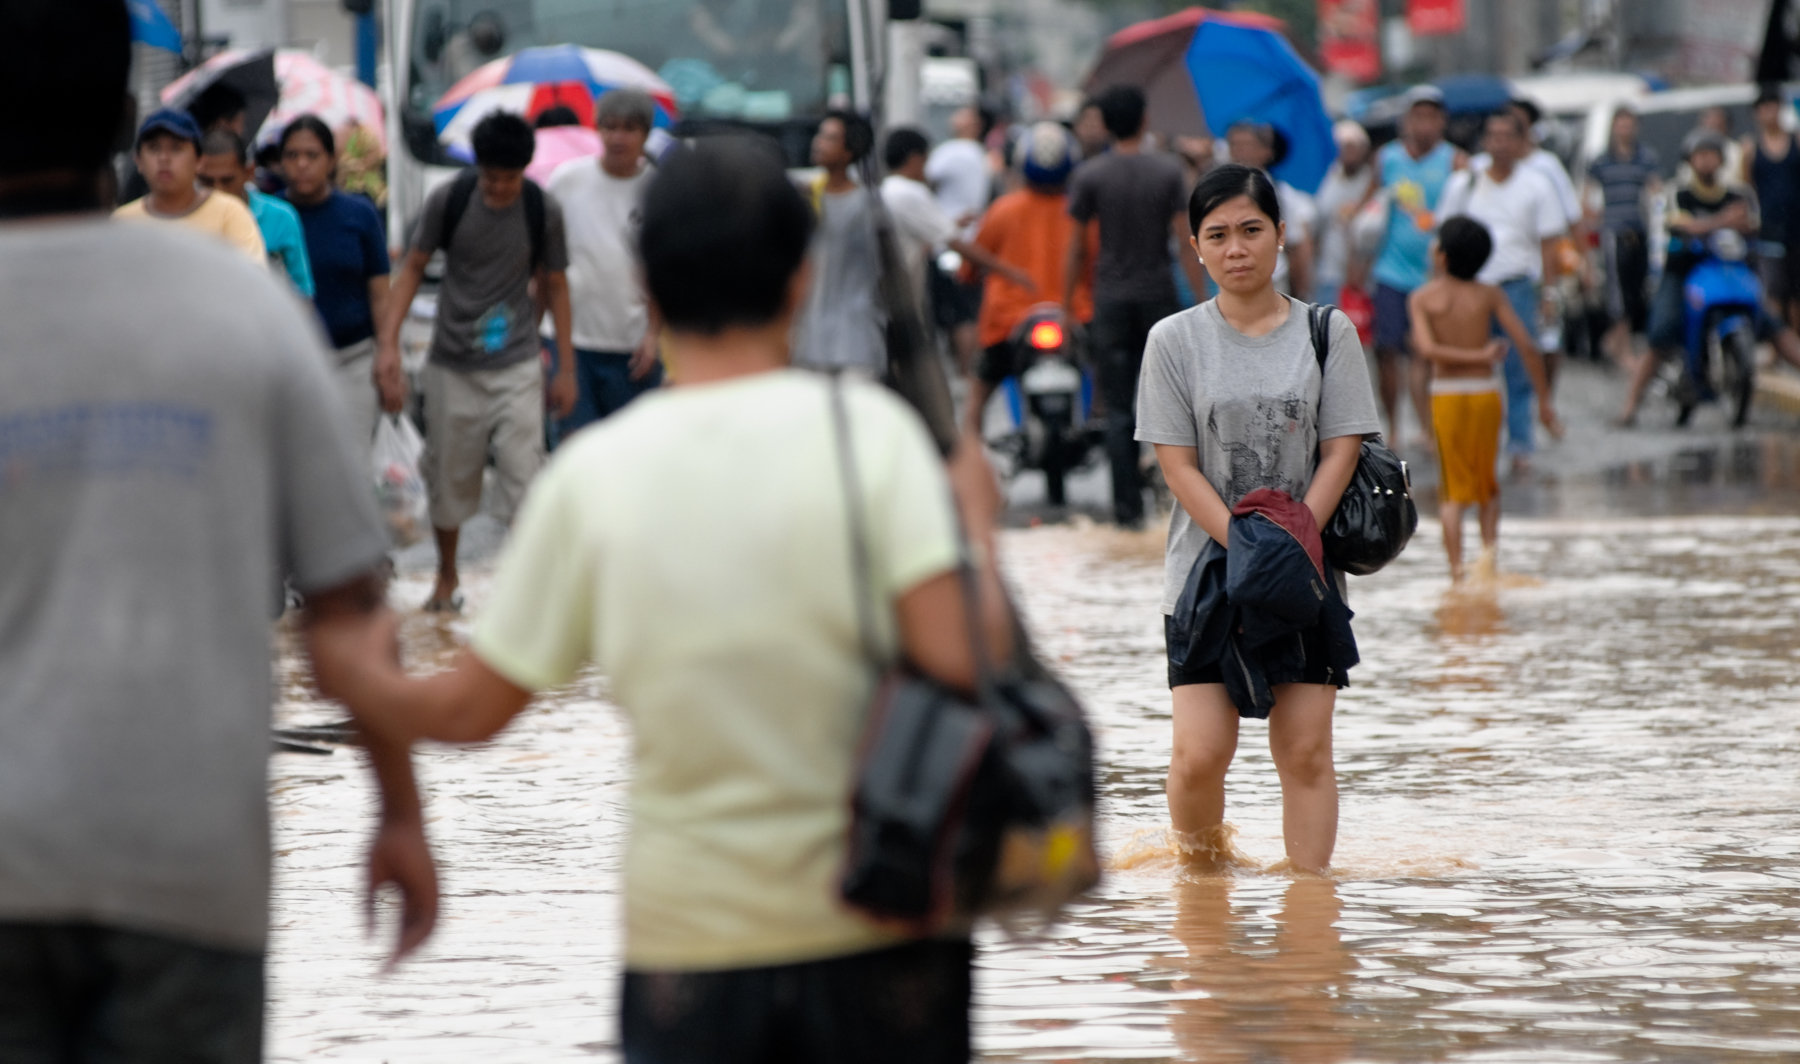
270, 514, 1800, 1062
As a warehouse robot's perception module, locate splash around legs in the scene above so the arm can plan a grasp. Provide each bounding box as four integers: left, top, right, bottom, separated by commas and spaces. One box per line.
1167, 682, 1338, 874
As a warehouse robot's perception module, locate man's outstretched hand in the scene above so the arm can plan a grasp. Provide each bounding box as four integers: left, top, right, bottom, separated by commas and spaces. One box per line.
367, 814, 438, 970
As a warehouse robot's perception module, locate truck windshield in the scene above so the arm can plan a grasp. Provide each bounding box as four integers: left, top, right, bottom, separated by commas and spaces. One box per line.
402, 0, 852, 163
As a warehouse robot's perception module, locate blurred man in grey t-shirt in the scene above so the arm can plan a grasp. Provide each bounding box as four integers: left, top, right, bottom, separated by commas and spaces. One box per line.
0, 3, 436, 1058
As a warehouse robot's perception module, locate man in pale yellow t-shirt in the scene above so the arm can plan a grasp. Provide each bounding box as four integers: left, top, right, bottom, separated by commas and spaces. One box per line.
115, 109, 264, 265
311, 138, 1018, 1063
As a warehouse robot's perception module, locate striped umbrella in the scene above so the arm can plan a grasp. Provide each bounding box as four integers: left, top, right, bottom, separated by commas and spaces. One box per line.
433, 44, 679, 150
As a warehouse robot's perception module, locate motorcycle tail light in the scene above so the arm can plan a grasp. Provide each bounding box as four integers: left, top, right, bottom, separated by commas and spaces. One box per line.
1028, 321, 1064, 350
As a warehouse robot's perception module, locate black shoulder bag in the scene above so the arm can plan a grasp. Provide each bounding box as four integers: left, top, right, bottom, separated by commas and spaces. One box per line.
1309, 304, 1418, 576
828, 377, 1100, 934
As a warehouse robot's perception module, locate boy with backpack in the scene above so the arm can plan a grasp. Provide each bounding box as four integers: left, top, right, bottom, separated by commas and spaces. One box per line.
379, 111, 576, 612
1407, 216, 1562, 583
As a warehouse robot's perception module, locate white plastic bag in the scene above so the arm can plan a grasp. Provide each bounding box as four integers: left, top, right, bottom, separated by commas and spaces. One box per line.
372, 414, 429, 548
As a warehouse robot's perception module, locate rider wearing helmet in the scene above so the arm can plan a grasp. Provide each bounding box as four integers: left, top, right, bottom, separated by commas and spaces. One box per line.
1618, 130, 1797, 423
962, 122, 1096, 437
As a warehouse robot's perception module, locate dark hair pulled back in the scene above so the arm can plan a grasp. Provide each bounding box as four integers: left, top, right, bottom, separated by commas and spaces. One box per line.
279, 114, 336, 157
1187, 163, 1282, 237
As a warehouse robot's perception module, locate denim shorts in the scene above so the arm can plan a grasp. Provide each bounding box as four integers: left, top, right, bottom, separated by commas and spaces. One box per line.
0, 921, 264, 1064
622, 938, 972, 1064
1373, 283, 1413, 354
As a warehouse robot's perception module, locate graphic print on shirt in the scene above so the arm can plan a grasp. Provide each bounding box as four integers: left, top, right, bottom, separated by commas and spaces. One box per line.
1208, 395, 1309, 505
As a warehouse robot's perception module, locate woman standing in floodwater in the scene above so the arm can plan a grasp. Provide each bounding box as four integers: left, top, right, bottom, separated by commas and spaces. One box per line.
1135, 164, 1383, 872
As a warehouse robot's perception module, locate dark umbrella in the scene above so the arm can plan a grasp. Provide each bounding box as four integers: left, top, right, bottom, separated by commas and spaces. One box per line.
161, 48, 280, 135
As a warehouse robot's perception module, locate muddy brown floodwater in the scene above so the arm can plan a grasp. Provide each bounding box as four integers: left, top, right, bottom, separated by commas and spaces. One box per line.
268, 512, 1800, 1062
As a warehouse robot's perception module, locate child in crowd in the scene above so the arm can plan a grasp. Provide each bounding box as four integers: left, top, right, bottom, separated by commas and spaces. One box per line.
1408, 216, 1562, 582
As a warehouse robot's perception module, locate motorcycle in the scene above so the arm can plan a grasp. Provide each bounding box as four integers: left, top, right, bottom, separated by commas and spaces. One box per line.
1674, 230, 1762, 428
984, 304, 1102, 507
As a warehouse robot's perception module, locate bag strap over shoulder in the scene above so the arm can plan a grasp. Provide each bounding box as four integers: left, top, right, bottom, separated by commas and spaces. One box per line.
440, 169, 546, 270
827, 375, 883, 666
1308, 302, 1333, 373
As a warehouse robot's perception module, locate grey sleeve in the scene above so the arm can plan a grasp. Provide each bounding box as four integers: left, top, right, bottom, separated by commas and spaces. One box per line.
1318, 309, 1384, 441
272, 315, 390, 592
411, 183, 448, 255
542, 194, 571, 272
1068, 166, 1097, 223
1135, 320, 1197, 447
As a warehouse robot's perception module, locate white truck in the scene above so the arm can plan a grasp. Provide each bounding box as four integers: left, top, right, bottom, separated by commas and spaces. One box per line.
380, 0, 928, 242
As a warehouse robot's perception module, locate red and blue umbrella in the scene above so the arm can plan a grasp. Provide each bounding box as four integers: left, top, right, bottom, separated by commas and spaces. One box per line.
433, 44, 678, 148
1185, 17, 1335, 194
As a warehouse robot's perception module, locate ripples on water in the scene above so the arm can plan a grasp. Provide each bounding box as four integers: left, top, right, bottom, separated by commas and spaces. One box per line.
269, 515, 1800, 1062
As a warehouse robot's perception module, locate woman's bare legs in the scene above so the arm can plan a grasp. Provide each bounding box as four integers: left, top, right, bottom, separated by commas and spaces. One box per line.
1267, 684, 1339, 872
1168, 684, 1239, 844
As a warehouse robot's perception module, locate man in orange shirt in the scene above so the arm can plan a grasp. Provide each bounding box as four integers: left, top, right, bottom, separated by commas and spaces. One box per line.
963, 123, 1094, 438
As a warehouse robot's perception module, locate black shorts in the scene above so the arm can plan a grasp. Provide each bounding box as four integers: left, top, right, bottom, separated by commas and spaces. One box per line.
1373, 283, 1412, 355
1165, 614, 1346, 694
0, 922, 265, 1063
975, 341, 1031, 385
930, 263, 983, 330
622, 939, 972, 1064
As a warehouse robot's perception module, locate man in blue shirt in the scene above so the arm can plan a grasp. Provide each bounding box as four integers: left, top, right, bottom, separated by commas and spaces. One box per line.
1356, 86, 1464, 448
198, 129, 314, 297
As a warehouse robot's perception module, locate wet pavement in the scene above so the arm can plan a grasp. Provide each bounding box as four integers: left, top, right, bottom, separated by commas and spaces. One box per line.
267, 362, 1800, 1062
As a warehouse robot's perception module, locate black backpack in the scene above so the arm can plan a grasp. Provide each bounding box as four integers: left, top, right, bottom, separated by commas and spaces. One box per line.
439, 168, 548, 271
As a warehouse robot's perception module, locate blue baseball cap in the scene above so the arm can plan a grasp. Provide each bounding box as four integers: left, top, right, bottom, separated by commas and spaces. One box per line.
136, 108, 202, 150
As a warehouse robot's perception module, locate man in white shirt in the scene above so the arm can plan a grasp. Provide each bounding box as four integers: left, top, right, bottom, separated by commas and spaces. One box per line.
543, 89, 662, 445
881, 128, 1035, 341
1439, 110, 1568, 471
924, 106, 995, 372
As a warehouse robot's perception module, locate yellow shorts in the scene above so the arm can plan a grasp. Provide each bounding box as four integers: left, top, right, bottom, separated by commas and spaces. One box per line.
1431, 383, 1503, 505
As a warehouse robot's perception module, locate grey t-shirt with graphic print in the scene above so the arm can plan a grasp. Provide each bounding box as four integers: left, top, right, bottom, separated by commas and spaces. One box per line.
414, 179, 570, 371
1136, 296, 1383, 612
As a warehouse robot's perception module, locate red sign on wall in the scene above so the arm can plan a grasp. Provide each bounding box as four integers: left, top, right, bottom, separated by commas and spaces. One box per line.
1408, 0, 1466, 36
1319, 0, 1381, 83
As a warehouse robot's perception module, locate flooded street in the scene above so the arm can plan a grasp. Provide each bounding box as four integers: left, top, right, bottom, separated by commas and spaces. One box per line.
267, 481, 1800, 1060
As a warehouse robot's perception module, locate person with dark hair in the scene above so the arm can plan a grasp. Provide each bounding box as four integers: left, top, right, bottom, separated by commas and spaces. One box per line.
0, 2, 434, 1055
199, 127, 315, 296
281, 115, 393, 452
1743, 86, 1800, 328
1471, 98, 1581, 229
1074, 96, 1111, 159
1360, 85, 1463, 449
793, 110, 886, 375
544, 88, 664, 444
1226, 119, 1317, 300
880, 126, 1034, 322
189, 82, 249, 136
1585, 105, 1659, 369
533, 105, 583, 129
1065, 84, 1208, 528
115, 108, 267, 264
308, 135, 1014, 1063
380, 109, 575, 613
1136, 162, 1381, 873
963, 122, 1093, 437
926, 104, 999, 371
1438, 111, 1567, 473
1408, 215, 1559, 582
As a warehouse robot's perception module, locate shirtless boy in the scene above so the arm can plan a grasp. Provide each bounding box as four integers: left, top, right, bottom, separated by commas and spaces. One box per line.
1409, 216, 1562, 581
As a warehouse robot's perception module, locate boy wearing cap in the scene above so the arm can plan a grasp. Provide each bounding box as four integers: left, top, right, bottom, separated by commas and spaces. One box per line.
115, 108, 266, 265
